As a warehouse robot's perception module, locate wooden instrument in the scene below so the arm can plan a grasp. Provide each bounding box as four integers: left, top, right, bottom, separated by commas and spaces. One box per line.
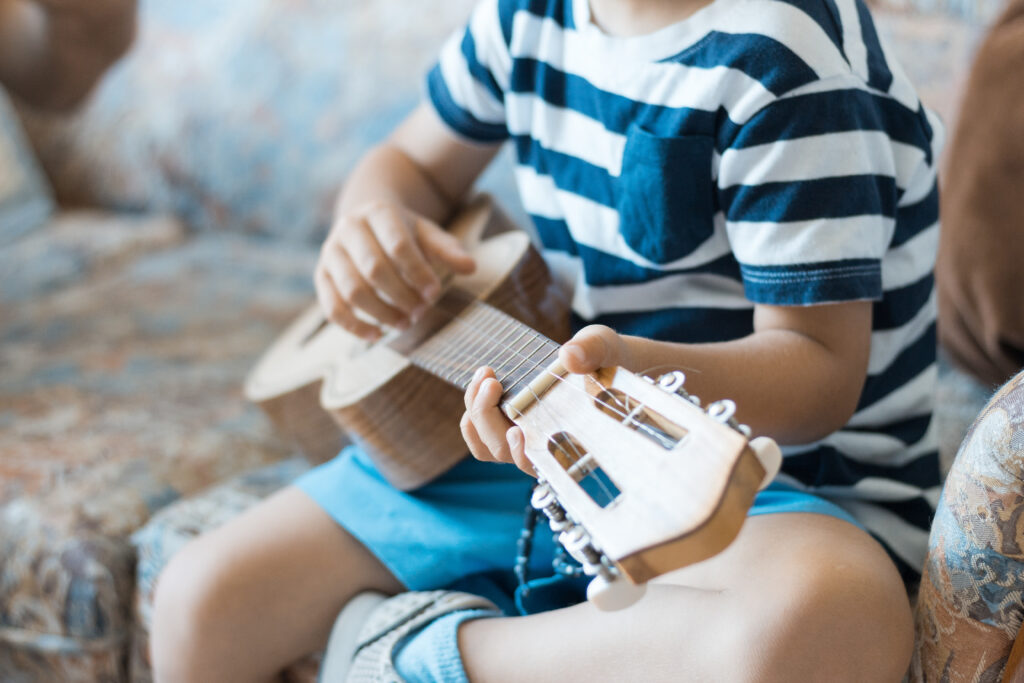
246, 195, 781, 609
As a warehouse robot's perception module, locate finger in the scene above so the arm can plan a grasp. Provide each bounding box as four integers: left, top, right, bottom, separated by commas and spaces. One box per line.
324, 241, 410, 330
506, 426, 536, 476
314, 267, 382, 340
415, 217, 476, 276
368, 207, 446, 305
461, 411, 499, 463
470, 377, 514, 461
559, 324, 625, 374
464, 366, 493, 411
345, 214, 425, 316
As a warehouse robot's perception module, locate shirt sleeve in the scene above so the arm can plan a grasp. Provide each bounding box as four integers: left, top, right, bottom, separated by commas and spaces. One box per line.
717, 82, 919, 306
425, 0, 512, 144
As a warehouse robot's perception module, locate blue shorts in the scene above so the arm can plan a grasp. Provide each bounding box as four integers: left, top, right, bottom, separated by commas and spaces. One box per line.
296, 446, 861, 614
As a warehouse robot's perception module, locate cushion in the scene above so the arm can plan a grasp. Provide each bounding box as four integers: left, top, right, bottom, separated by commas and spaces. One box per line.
913, 370, 1024, 681
936, 0, 1024, 387
17, 0, 486, 243
0, 89, 53, 245
0, 224, 316, 681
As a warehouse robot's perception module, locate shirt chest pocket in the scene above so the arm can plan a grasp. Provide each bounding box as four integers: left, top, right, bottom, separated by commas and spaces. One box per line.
616, 124, 716, 264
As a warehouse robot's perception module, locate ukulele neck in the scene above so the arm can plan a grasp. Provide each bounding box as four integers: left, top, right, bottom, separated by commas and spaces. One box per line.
394, 287, 560, 399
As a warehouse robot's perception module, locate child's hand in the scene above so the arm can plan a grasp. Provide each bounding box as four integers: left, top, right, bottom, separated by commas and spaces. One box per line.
461, 325, 632, 475
314, 201, 475, 340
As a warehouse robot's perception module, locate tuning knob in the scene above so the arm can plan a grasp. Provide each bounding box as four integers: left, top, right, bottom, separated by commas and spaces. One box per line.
749, 436, 782, 489
587, 572, 647, 611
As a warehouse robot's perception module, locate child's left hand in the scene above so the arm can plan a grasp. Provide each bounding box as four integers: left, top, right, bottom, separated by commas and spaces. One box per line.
460, 325, 632, 475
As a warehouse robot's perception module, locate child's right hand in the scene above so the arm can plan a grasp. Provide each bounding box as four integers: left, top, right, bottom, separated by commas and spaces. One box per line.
314, 201, 476, 340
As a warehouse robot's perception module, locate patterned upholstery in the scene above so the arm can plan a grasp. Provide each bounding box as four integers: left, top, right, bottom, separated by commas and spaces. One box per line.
0, 217, 317, 681
0, 89, 53, 245
913, 371, 1024, 682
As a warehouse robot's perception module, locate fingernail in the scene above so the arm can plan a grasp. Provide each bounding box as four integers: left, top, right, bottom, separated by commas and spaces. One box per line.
508, 430, 521, 448
565, 345, 586, 365
473, 367, 486, 382
422, 283, 441, 302
410, 305, 427, 322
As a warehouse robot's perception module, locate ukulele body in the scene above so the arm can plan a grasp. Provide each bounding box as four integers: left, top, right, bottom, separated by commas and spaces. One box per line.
245, 198, 570, 489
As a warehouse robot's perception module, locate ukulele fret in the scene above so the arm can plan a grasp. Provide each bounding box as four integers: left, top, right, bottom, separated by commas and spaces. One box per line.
496, 335, 547, 387
407, 298, 559, 395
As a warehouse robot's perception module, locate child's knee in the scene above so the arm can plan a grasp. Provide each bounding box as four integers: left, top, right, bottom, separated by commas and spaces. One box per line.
149, 538, 234, 676
752, 541, 913, 681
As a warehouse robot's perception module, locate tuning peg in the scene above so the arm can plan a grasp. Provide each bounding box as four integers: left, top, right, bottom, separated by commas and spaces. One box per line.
587, 572, 647, 611
531, 482, 572, 532
749, 436, 782, 489
656, 370, 687, 394
706, 399, 737, 423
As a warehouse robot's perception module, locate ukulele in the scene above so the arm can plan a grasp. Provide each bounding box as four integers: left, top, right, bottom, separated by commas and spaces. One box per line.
245, 195, 781, 609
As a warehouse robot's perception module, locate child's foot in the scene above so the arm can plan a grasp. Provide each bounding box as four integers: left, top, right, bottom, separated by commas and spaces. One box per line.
320, 590, 501, 682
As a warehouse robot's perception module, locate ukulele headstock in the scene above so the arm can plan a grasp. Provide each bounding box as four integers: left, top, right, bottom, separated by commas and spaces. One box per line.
505, 364, 781, 611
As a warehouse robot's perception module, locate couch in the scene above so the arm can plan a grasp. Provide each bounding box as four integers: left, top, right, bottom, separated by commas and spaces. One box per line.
0, 0, 1013, 681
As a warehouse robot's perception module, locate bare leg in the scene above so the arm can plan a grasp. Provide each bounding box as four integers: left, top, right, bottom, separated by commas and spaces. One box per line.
150, 485, 403, 683
460, 513, 912, 683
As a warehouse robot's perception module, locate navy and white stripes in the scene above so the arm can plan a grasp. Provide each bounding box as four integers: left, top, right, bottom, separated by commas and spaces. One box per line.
427, 0, 942, 572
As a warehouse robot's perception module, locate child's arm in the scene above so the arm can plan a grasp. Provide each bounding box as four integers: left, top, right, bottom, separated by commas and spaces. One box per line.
462, 299, 871, 474
0, 0, 136, 110
316, 103, 503, 340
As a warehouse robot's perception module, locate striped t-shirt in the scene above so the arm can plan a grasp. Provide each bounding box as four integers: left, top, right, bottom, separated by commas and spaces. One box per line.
426, 0, 942, 574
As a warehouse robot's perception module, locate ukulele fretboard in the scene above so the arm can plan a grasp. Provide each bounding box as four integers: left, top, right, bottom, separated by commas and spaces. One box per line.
402, 288, 560, 401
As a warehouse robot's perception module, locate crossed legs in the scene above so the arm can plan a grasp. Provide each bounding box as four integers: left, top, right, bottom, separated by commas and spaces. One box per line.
150, 487, 912, 682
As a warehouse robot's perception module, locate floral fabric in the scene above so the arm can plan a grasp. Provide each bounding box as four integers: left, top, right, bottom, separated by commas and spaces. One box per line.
0, 89, 53, 245
913, 371, 1024, 682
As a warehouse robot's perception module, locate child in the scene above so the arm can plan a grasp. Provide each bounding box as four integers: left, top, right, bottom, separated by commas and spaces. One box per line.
151, 0, 940, 680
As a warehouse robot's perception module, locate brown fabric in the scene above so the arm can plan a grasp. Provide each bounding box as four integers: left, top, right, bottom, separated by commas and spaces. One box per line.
937, 0, 1024, 388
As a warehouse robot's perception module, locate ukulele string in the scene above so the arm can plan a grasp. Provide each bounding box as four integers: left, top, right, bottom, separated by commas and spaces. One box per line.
415, 295, 645, 431
395, 308, 598, 606
412, 300, 592, 471
419, 296, 677, 457
413, 296, 624, 429
408, 298, 628, 503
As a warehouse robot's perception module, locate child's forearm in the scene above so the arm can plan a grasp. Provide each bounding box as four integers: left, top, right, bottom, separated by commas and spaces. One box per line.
617, 304, 872, 446
334, 143, 460, 228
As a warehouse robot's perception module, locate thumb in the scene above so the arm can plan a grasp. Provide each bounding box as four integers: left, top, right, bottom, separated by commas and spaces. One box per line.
415, 217, 476, 275
559, 325, 628, 374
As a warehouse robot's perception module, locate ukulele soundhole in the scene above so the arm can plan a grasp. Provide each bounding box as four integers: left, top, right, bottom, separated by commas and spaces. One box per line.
547, 432, 622, 508
300, 316, 330, 347
592, 389, 688, 450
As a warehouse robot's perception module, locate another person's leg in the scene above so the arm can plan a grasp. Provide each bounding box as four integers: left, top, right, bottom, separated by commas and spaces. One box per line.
459, 513, 912, 683
150, 484, 403, 683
